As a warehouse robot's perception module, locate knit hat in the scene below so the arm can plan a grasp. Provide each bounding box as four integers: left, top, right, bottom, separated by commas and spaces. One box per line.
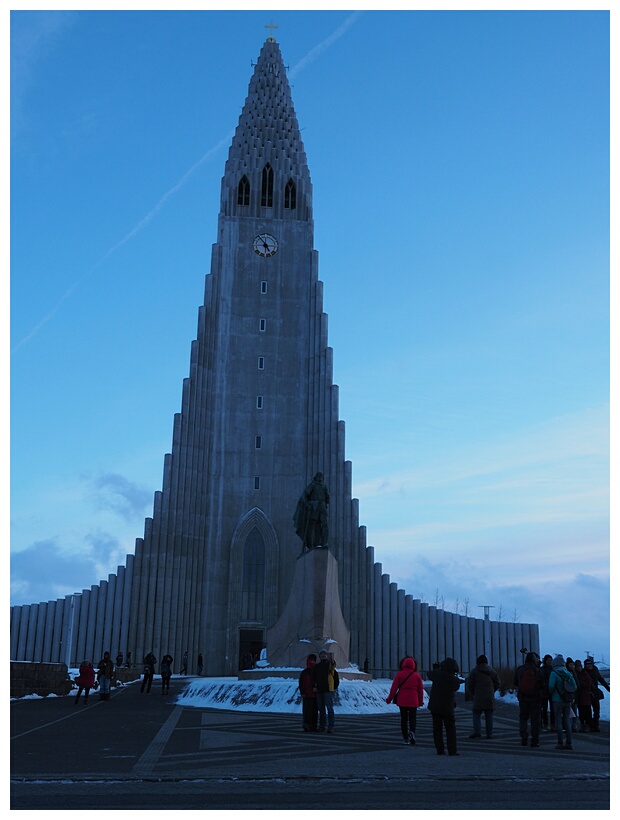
476, 654, 488, 665
552, 654, 565, 668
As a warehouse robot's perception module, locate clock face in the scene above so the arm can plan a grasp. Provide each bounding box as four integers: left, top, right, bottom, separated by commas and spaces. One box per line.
253, 233, 278, 257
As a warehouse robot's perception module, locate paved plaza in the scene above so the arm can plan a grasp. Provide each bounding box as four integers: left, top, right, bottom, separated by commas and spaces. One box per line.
11, 678, 609, 810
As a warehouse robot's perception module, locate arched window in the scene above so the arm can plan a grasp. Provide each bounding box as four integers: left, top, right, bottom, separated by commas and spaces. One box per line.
237, 175, 250, 207
284, 178, 296, 210
261, 163, 274, 207
241, 527, 265, 620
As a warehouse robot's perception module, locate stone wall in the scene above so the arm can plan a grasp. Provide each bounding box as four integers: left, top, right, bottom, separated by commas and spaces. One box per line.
11, 661, 72, 699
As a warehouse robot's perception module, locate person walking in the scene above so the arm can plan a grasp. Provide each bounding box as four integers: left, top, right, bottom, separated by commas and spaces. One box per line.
466, 654, 500, 739
312, 649, 339, 733
549, 654, 576, 750
427, 658, 464, 756
74, 660, 96, 705
298, 654, 318, 732
197, 653, 204, 676
540, 654, 554, 731
97, 651, 114, 701
514, 651, 545, 747
160, 654, 173, 694
386, 657, 425, 745
141, 651, 156, 693
180, 651, 188, 675
574, 659, 595, 732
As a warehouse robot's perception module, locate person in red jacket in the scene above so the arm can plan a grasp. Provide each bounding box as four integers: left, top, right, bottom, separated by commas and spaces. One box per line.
386, 656, 425, 745
298, 654, 318, 732
74, 660, 96, 705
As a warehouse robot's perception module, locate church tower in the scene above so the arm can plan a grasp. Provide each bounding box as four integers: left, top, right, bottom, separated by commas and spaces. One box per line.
10, 35, 540, 678
125, 34, 367, 675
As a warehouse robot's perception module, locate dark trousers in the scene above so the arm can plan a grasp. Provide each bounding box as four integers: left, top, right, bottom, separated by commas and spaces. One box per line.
431, 711, 457, 754
591, 693, 602, 728
141, 672, 153, 693
161, 675, 171, 693
302, 697, 318, 731
518, 700, 540, 744
74, 686, 91, 702
399, 706, 418, 739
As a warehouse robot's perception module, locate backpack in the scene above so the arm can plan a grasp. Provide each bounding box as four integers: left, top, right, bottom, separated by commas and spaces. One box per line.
518, 665, 538, 699
555, 671, 577, 703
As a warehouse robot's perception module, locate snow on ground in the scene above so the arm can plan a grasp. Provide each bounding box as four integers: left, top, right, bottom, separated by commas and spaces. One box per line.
14, 668, 610, 723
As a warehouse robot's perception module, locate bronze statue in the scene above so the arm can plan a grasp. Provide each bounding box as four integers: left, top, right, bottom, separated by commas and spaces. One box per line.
294, 472, 329, 551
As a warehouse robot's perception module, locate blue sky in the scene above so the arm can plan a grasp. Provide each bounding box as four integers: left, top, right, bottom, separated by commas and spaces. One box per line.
9, 7, 610, 663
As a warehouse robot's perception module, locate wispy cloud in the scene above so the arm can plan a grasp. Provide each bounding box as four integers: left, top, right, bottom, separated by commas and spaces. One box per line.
11, 11, 78, 135
12, 13, 363, 354
289, 11, 363, 79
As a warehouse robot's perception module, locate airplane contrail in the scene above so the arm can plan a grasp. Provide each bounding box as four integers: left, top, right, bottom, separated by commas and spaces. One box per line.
12, 12, 363, 354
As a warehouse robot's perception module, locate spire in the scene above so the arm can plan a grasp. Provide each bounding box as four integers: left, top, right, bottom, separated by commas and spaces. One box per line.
221, 38, 312, 220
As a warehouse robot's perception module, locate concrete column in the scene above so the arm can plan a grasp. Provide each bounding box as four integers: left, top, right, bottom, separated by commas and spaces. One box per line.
437, 608, 446, 660
405, 595, 413, 657
25, 603, 39, 661
16, 605, 30, 660
497, 621, 507, 669
467, 616, 484, 672
94, 581, 108, 661
505, 622, 516, 669
429, 606, 437, 665
102, 575, 116, 659
389, 582, 398, 672
33, 602, 47, 662
420, 603, 429, 673
51, 598, 64, 662
75, 590, 89, 663
475, 618, 484, 662
42, 600, 55, 663
412, 600, 422, 666
365, 545, 375, 671
118, 555, 134, 664
381, 574, 390, 676
84, 585, 99, 664
457, 615, 469, 669
490, 620, 500, 666
11, 606, 23, 660
444, 610, 458, 663
373, 562, 382, 673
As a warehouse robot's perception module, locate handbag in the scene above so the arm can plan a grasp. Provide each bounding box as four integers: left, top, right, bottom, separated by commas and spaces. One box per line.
393, 670, 415, 706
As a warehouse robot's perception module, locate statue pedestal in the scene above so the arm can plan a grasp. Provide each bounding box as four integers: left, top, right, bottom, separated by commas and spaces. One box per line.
264, 548, 351, 668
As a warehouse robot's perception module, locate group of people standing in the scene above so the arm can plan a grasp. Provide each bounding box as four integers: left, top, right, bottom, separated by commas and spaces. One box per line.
298, 650, 608, 757
298, 650, 340, 733
515, 652, 609, 750
73, 651, 115, 704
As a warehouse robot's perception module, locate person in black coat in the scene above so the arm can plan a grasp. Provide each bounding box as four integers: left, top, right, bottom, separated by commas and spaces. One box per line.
513, 651, 546, 747
584, 658, 610, 732
426, 657, 464, 755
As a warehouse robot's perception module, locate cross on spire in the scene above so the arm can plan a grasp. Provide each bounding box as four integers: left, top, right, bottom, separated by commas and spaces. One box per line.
265, 19, 278, 41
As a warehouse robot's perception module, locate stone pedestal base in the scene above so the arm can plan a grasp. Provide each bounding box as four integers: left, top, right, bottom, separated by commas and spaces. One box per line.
264, 548, 350, 668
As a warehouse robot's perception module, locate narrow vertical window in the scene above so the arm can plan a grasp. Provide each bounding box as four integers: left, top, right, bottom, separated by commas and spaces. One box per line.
237, 175, 250, 206
259, 318, 266, 332
255, 435, 262, 449
260, 281, 268, 294
254, 476, 261, 490
242, 527, 265, 618
258, 356, 265, 370
256, 396, 263, 409
284, 178, 296, 209
261, 163, 274, 207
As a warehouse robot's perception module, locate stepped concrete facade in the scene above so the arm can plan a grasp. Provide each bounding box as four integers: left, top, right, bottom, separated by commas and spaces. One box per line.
10, 36, 539, 678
